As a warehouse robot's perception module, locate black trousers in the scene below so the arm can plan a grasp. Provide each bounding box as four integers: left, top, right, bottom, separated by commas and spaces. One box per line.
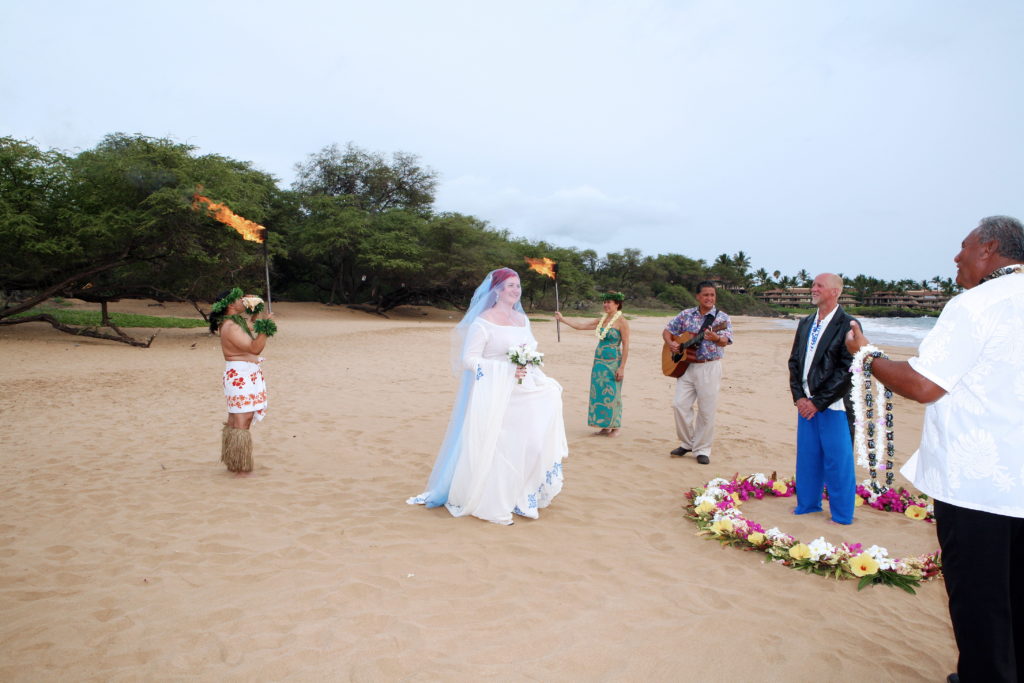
935, 499, 1024, 682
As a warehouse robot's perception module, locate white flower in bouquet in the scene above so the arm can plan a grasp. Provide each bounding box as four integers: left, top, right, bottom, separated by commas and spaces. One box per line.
507, 344, 544, 384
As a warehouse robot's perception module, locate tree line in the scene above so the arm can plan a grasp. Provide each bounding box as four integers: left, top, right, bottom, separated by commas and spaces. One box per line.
1, 133, 951, 343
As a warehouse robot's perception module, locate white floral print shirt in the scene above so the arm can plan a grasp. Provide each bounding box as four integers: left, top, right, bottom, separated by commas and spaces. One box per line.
901, 272, 1024, 517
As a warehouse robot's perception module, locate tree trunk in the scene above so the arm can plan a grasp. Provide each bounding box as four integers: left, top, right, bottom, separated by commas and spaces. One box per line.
0, 254, 129, 320
0, 314, 157, 347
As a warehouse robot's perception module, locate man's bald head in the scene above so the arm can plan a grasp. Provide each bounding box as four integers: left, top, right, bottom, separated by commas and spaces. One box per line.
810, 273, 843, 313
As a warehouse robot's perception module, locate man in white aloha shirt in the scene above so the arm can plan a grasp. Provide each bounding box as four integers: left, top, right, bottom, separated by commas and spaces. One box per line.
846, 215, 1024, 683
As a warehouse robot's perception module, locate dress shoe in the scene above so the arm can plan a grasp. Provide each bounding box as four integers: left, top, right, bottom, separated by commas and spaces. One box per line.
696, 454, 711, 465
670, 446, 691, 457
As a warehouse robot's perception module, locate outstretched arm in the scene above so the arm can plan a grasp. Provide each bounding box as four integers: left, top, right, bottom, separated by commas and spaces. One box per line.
554, 311, 599, 330
845, 320, 946, 404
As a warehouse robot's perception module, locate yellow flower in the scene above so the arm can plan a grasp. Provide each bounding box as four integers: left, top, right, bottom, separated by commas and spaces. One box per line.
848, 552, 880, 577
905, 505, 927, 520
855, 496, 864, 507
747, 532, 765, 546
788, 543, 811, 560
731, 492, 743, 506
771, 481, 788, 495
710, 518, 734, 535
695, 500, 717, 515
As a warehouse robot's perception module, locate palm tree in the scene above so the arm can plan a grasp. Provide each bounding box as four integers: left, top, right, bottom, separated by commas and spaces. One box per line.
796, 269, 811, 287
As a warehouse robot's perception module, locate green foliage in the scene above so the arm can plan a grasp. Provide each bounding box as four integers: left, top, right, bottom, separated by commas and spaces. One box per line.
292, 142, 437, 214
11, 307, 206, 328
856, 571, 919, 594
3, 132, 949, 331
1, 134, 281, 322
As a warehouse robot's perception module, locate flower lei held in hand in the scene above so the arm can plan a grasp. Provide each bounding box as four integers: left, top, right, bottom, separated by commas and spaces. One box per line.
685, 474, 941, 593
850, 344, 894, 493
595, 310, 622, 340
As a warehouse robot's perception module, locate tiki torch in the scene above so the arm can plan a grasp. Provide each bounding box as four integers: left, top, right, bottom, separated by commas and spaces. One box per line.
525, 257, 560, 341
194, 192, 273, 312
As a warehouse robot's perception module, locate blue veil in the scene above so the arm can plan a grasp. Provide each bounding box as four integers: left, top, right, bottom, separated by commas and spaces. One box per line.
414, 268, 525, 508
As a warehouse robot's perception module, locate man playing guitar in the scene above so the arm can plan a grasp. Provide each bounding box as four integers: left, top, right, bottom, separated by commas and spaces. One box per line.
661, 281, 733, 464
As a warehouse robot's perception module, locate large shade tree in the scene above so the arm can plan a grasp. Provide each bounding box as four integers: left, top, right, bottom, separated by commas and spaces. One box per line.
0, 134, 280, 344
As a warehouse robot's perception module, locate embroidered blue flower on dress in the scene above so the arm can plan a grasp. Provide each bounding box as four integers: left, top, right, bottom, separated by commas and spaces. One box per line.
513, 505, 524, 516
528, 493, 537, 509
475, 365, 484, 381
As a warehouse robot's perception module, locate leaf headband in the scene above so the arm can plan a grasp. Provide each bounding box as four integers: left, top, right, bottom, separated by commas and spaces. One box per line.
211, 287, 244, 314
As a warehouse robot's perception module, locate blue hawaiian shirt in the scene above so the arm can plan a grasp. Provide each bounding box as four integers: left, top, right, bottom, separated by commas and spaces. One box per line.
665, 307, 733, 361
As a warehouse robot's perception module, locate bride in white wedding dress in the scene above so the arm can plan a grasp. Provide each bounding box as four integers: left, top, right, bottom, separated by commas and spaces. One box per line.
407, 267, 568, 525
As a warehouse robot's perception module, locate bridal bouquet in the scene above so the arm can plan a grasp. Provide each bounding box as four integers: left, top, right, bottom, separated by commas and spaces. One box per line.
507, 344, 544, 384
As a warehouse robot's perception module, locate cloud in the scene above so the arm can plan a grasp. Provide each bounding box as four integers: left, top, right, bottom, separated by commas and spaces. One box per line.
435, 175, 683, 252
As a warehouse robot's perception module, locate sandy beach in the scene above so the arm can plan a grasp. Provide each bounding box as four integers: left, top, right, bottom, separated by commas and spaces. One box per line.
0, 301, 955, 681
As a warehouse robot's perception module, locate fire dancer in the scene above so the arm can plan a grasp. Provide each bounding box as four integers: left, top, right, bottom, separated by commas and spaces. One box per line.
208, 287, 277, 473
555, 292, 630, 436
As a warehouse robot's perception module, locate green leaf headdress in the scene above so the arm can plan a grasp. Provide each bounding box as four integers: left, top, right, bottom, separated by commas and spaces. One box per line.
211, 287, 244, 314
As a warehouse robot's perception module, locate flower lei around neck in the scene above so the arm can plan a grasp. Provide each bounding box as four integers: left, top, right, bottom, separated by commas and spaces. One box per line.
979, 263, 1024, 284
225, 315, 278, 338
850, 344, 893, 493
595, 310, 622, 340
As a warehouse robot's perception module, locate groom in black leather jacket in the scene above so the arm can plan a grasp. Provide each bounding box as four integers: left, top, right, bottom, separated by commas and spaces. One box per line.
787, 273, 857, 524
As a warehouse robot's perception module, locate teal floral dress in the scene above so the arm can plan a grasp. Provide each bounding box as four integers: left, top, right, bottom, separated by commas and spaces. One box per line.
588, 327, 623, 428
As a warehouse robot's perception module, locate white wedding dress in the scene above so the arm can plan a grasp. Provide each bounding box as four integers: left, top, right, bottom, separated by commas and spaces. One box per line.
428, 317, 568, 525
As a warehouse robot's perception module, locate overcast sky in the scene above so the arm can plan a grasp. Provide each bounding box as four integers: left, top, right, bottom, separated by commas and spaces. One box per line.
3, 0, 1022, 281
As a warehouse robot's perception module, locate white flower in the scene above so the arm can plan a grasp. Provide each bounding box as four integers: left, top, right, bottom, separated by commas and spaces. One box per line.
747, 473, 769, 485
707, 477, 731, 487
703, 486, 726, 500
807, 536, 836, 562
866, 545, 889, 560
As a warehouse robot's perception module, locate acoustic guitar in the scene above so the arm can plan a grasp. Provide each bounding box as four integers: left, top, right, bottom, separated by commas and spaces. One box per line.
661, 320, 728, 377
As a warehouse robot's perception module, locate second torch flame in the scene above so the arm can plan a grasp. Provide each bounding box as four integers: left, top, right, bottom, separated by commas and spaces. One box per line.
524, 257, 560, 341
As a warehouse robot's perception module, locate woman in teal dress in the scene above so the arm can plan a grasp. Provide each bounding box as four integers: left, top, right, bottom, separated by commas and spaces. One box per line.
555, 292, 630, 436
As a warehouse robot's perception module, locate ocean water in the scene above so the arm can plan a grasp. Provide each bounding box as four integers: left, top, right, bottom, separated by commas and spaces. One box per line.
772, 315, 936, 349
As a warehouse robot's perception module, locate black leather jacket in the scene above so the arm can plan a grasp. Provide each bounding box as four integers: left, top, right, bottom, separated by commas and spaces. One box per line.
788, 306, 856, 412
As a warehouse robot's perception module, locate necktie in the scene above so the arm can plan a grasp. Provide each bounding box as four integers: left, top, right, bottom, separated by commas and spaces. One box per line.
809, 318, 823, 351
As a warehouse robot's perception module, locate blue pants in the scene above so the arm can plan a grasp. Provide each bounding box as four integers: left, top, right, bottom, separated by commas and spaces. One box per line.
795, 410, 855, 524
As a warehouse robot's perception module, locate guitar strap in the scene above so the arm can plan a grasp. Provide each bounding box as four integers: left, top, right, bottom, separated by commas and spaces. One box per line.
674, 310, 718, 360
697, 310, 717, 335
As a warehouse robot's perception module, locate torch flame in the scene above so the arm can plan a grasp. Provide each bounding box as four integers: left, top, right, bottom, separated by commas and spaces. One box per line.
525, 257, 557, 279
193, 193, 266, 243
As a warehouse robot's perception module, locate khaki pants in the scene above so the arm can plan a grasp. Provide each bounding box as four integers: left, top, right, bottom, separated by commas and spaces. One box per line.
672, 360, 722, 457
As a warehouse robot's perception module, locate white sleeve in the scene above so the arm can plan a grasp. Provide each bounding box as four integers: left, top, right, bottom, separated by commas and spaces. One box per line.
908, 295, 984, 393
462, 321, 489, 371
